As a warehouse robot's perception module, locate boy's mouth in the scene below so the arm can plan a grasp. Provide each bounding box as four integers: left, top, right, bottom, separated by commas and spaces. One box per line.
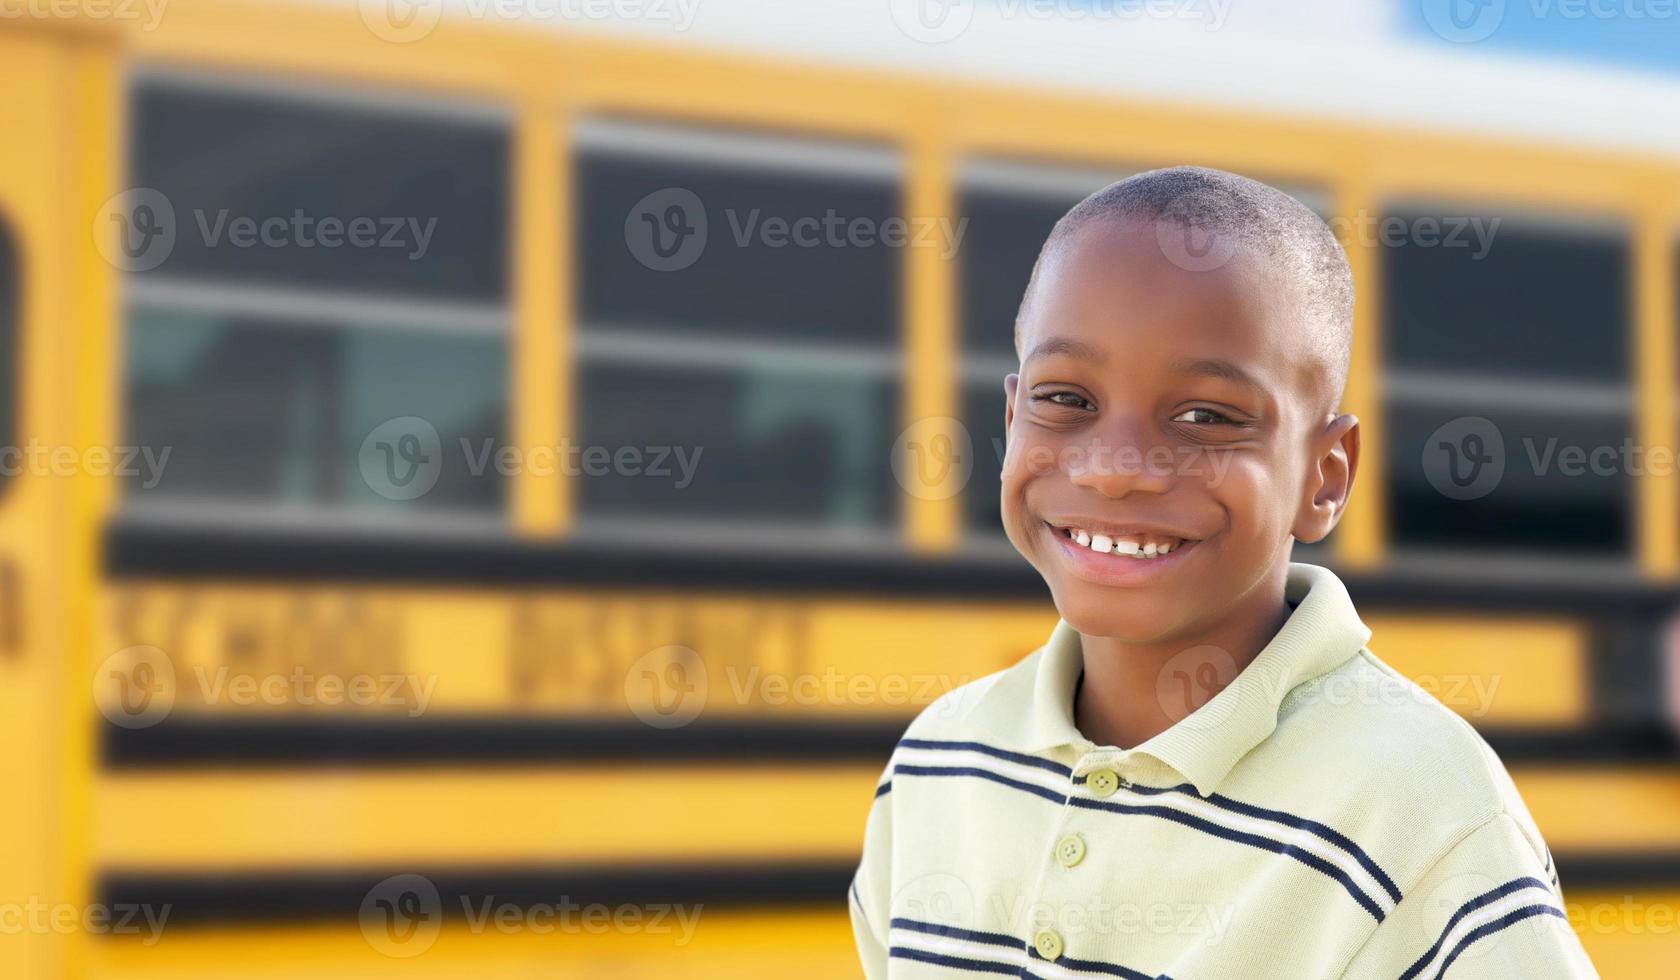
1047, 522, 1195, 561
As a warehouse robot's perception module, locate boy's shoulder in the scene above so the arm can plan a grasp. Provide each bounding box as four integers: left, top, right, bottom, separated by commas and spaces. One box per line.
896, 643, 1048, 744
1254, 643, 1551, 872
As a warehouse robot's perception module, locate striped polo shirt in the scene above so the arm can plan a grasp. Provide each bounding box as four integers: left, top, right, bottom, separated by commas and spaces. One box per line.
850, 562, 1598, 979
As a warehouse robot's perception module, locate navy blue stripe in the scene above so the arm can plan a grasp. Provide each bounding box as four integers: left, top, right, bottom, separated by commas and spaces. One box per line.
1429, 904, 1566, 980
1198, 789, 1402, 902
1027, 946, 1157, 980
889, 946, 1019, 976
888, 750, 1389, 922
890, 917, 1021, 950
875, 781, 893, 798
1070, 796, 1387, 922
1398, 877, 1551, 980
1074, 776, 1401, 904
922, 739, 1397, 904
892, 764, 1070, 805
893, 918, 1169, 980
899, 738, 1073, 777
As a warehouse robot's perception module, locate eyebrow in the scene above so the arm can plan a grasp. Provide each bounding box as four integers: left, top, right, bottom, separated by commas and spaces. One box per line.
1022, 337, 1108, 366
1172, 357, 1267, 391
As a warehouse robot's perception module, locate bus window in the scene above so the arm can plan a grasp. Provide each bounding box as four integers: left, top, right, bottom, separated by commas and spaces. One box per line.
956, 160, 1131, 548
573, 120, 903, 540
122, 76, 511, 518
1382, 211, 1632, 558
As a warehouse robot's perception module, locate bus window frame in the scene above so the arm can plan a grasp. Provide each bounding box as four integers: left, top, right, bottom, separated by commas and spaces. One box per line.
119, 66, 516, 529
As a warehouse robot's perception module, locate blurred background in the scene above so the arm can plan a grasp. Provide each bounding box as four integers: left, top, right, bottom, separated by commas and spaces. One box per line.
2, 0, 1679, 976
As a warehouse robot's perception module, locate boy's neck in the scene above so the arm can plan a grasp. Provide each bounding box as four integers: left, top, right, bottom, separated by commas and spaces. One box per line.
1073, 564, 1292, 751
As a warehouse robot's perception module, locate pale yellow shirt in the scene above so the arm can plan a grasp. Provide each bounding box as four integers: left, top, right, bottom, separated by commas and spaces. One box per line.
850, 562, 1598, 979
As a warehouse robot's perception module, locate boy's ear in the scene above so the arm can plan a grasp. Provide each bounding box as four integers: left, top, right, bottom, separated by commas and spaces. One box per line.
1294, 413, 1360, 544
1004, 374, 1020, 435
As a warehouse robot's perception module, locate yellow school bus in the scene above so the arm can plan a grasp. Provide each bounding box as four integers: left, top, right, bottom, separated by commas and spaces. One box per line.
1, 2, 1678, 978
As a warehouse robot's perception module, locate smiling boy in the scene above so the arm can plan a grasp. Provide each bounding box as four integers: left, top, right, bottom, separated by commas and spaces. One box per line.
850, 167, 1598, 979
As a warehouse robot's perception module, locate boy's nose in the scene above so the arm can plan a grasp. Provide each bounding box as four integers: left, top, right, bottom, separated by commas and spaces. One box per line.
1066, 424, 1175, 499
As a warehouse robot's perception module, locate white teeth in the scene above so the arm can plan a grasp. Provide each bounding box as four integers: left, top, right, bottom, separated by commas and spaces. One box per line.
1064, 526, 1184, 559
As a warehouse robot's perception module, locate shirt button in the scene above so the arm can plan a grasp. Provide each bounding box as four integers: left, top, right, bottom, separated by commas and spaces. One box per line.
1087, 769, 1120, 797
1054, 834, 1086, 868
1033, 928, 1064, 961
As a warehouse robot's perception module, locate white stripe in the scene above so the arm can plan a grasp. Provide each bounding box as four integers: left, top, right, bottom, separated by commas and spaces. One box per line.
1096, 785, 1396, 916
891, 928, 1137, 980
891, 927, 1022, 969
888, 743, 1393, 916
1410, 887, 1559, 980
890, 746, 1071, 800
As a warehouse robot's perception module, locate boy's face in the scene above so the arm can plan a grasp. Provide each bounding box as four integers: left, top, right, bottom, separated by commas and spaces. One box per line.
1002, 218, 1356, 643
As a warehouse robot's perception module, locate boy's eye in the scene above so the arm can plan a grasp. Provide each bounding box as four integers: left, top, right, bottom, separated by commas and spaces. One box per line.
1033, 391, 1095, 411
1171, 407, 1234, 425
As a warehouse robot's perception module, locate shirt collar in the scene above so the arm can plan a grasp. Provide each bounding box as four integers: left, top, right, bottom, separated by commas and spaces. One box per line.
976, 562, 1371, 796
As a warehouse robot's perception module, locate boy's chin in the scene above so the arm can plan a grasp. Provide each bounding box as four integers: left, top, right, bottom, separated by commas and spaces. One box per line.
1052, 588, 1190, 644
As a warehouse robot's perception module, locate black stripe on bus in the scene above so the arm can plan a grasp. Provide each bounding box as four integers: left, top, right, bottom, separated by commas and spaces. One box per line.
102, 716, 1680, 769
104, 519, 1680, 615
100, 715, 904, 769
97, 861, 853, 929
92, 853, 1680, 928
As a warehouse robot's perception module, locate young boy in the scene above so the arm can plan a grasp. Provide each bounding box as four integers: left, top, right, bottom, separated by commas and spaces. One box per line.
850, 167, 1598, 979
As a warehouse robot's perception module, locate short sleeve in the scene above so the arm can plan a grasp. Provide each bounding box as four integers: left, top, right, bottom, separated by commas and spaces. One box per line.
1336, 811, 1598, 980
850, 766, 894, 980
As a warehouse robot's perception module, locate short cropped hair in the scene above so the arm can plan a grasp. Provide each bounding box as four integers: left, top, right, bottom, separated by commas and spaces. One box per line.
1016, 165, 1353, 401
